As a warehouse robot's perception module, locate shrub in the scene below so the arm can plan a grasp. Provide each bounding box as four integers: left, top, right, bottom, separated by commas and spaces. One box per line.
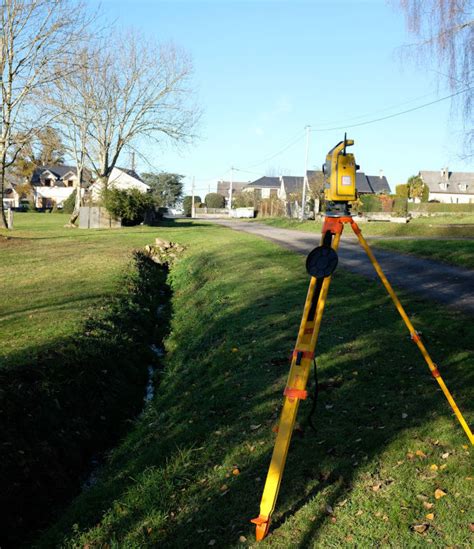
182, 195, 201, 217
395, 184, 409, 198
360, 194, 381, 213
393, 197, 408, 216
104, 188, 154, 225
205, 192, 225, 208
62, 190, 77, 214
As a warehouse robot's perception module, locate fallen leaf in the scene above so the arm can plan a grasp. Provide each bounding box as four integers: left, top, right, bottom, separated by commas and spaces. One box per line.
250, 424, 261, 431
356, 510, 363, 516
208, 540, 216, 546
407, 452, 415, 459
232, 348, 239, 353
232, 468, 240, 476
440, 464, 447, 470
469, 523, 474, 532
415, 450, 427, 458
441, 452, 450, 459
402, 413, 408, 419
326, 504, 334, 515
426, 513, 434, 520
372, 483, 382, 492
434, 488, 447, 499
345, 535, 354, 542
423, 502, 434, 510
462, 445, 468, 450
220, 484, 229, 492
330, 516, 337, 523
430, 464, 438, 471
412, 523, 429, 534
239, 535, 247, 542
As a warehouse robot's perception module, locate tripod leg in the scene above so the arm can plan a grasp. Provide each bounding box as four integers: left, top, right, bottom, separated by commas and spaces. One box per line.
251, 229, 343, 541
349, 220, 473, 445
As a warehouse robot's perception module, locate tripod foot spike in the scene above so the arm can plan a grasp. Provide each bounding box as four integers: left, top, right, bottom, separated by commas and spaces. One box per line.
251, 515, 270, 541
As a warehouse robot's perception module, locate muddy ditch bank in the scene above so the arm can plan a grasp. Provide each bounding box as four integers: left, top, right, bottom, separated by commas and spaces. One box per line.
0, 246, 178, 547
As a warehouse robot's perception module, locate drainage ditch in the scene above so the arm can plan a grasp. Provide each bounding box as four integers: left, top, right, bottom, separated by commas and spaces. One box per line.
0, 242, 180, 547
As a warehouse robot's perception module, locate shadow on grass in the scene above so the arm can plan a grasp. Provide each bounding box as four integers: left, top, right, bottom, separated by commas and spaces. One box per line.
37, 244, 473, 548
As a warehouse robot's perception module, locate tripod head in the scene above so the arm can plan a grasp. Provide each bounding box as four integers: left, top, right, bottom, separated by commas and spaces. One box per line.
323, 134, 359, 216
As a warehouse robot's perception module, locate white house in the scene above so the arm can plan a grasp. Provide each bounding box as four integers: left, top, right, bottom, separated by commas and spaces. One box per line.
30, 165, 90, 209
90, 167, 149, 200
420, 169, 474, 203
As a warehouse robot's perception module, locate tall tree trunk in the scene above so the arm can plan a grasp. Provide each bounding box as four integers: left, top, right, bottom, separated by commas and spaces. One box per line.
69, 168, 83, 226
0, 168, 9, 229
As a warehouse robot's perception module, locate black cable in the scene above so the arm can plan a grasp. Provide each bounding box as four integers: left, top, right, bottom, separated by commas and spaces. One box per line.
307, 358, 319, 434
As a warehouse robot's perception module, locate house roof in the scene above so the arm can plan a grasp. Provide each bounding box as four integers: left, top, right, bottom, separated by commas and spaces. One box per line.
356, 172, 372, 193
115, 167, 144, 182
281, 175, 304, 194
366, 175, 391, 194
216, 181, 249, 196
244, 176, 281, 189
420, 170, 474, 194
31, 165, 92, 187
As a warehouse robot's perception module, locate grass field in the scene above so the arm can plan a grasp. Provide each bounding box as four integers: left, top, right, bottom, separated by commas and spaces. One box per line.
8, 214, 470, 547
370, 239, 474, 270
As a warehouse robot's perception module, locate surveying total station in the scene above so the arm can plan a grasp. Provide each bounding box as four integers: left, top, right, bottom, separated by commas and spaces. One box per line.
251, 135, 474, 542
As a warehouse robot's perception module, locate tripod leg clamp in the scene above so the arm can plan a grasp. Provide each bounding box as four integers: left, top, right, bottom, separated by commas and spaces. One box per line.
292, 349, 314, 365
284, 387, 308, 400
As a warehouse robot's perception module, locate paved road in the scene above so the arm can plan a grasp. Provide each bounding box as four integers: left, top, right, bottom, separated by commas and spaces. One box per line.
211, 220, 474, 315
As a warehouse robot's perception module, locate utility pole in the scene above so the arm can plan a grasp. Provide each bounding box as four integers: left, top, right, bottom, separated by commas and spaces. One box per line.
300, 125, 311, 220
191, 176, 195, 218
228, 166, 234, 213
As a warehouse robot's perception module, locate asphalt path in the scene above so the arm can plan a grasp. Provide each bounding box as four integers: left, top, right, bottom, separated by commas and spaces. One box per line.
211, 220, 474, 315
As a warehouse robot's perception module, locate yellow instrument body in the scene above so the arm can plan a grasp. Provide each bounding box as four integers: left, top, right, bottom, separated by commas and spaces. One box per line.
323, 138, 357, 202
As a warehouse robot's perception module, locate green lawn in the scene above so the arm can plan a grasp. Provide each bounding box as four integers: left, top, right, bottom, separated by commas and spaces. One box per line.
371, 239, 474, 269
0, 213, 217, 368
10, 214, 469, 548
252, 215, 474, 238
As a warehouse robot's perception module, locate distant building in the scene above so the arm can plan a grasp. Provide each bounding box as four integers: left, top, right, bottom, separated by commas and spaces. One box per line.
30, 165, 92, 209
420, 168, 474, 203
216, 180, 249, 205
90, 167, 149, 201
242, 176, 280, 198
279, 176, 304, 200
355, 172, 391, 194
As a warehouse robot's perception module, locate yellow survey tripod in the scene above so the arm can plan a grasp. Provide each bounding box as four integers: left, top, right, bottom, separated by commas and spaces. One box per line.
251, 136, 474, 542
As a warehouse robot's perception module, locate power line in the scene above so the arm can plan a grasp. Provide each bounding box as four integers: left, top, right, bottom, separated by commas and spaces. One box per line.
240, 129, 306, 170
310, 87, 472, 132
312, 89, 443, 126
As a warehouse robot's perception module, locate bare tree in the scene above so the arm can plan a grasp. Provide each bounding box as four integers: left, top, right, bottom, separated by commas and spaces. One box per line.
0, 0, 89, 228
83, 32, 199, 193
42, 48, 95, 225
396, 0, 473, 152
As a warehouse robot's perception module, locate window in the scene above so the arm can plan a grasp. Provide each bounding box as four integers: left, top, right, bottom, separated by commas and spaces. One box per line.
439, 182, 448, 191
458, 184, 468, 192
44, 178, 52, 187
67, 180, 74, 187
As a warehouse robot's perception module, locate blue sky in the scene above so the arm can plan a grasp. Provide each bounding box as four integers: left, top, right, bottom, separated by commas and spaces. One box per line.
92, 0, 472, 196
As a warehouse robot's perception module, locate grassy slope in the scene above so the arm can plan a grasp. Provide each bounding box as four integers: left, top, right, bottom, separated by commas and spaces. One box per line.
370, 239, 474, 269
36, 219, 474, 547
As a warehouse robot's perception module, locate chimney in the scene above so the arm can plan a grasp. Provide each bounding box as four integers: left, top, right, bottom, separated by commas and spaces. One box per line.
379, 169, 384, 179
440, 167, 448, 179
